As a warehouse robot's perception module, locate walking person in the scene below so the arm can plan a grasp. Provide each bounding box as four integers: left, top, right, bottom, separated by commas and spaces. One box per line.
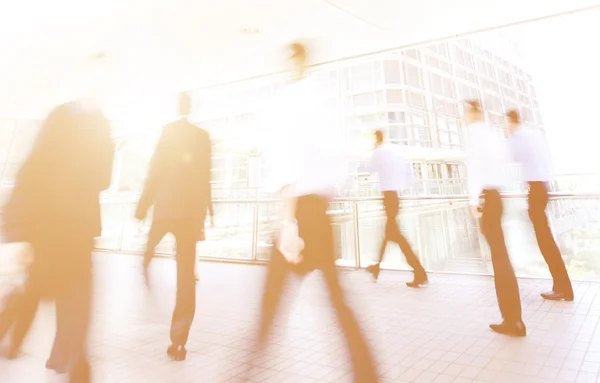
248, 42, 379, 382
366, 129, 427, 287
0, 52, 115, 383
506, 109, 573, 301
136, 92, 213, 361
464, 100, 526, 336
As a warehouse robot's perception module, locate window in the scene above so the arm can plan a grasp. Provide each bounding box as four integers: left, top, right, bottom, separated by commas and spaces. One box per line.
404, 49, 421, 62
404, 63, 423, 89
442, 77, 455, 98
389, 125, 408, 143
456, 68, 477, 83
383, 60, 402, 84
484, 93, 503, 114
459, 83, 480, 100
407, 91, 426, 107
352, 92, 376, 108
482, 78, 499, 94
387, 111, 406, 123
385, 89, 404, 104
501, 86, 516, 100
498, 70, 512, 87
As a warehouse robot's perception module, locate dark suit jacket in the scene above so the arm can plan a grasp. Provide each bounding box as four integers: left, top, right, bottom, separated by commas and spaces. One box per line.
136, 119, 212, 228
14, 102, 114, 242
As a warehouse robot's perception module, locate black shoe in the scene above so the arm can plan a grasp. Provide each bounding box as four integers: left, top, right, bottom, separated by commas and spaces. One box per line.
366, 264, 381, 281
541, 291, 573, 301
46, 358, 68, 374
167, 344, 187, 361
406, 273, 428, 288
489, 321, 526, 337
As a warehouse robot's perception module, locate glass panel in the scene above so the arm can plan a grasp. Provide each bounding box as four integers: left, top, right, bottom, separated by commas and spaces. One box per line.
383, 60, 402, 84
385, 89, 404, 104
404, 63, 423, 89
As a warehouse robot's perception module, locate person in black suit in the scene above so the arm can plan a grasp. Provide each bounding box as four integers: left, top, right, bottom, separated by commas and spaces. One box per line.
135, 92, 213, 361
0, 98, 115, 383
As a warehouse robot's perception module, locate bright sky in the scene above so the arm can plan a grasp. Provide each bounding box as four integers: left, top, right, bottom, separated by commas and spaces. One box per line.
498, 9, 600, 175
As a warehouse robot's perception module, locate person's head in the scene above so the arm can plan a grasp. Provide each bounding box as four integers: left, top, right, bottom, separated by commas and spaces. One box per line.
289, 42, 308, 79
463, 99, 483, 124
374, 129, 384, 147
178, 92, 191, 116
506, 109, 521, 134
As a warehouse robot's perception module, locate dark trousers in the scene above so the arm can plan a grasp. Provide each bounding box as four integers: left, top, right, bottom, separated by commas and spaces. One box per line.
256, 195, 378, 382
481, 189, 522, 323
0, 239, 93, 381
144, 219, 197, 347
377, 191, 425, 275
528, 182, 573, 297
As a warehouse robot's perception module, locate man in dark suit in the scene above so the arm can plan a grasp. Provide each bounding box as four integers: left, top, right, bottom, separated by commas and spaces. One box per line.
1, 99, 115, 383
135, 92, 213, 361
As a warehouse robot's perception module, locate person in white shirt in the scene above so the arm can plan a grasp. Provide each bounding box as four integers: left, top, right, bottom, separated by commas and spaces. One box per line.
249, 42, 378, 382
366, 130, 427, 287
464, 100, 525, 337
506, 109, 573, 301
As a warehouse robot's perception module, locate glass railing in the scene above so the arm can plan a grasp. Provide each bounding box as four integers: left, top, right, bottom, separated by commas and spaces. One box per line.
92, 192, 600, 281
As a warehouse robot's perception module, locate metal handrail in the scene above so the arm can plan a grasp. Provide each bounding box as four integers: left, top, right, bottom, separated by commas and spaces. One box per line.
96, 191, 600, 204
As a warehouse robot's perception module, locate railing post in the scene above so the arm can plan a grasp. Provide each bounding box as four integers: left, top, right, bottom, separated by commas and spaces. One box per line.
251, 203, 259, 261
353, 202, 361, 269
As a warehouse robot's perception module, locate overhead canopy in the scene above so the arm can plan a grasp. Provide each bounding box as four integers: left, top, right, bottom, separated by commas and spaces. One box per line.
0, 0, 597, 116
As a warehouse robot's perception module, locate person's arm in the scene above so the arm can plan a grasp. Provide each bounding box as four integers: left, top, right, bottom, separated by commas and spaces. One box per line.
465, 128, 483, 208
136, 126, 169, 220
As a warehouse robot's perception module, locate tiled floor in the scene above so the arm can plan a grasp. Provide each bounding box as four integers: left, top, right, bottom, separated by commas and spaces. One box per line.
1, 253, 600, 383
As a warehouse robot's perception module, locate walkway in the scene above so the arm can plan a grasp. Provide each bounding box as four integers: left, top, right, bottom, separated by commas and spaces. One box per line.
1, 253, 600, 383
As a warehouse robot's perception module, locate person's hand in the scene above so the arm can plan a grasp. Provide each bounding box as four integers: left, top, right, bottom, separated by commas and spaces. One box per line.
470, 205, 482, 219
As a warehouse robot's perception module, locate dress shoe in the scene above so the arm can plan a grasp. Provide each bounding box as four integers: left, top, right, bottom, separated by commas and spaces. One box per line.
46, 358, 68, 374
489, 321, 526, 337
541, 291, 573, 301
167, 344, 187, 361
406, 273, 428, 288
366, 264, 381, 282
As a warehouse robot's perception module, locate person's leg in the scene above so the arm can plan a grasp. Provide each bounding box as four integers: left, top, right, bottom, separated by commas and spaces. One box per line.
256, 249, 292, 346
297, 195, 378, 382
58, 241, 94, 383
0, 286, 24, 344
6, 275, 41, 357
481, 190, 525, 336
393, 201, 427, 287
528, 183, 573, 300
47, 296, 69, 373
142, 222, 167, 285
167, 224, 197, 360
366, 192, 395, 280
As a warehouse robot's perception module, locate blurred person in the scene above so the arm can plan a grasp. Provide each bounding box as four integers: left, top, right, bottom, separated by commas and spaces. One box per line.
247, 42, 379, 382
0, 52, 115, 383
135, 92, 213, 361
506, 109, 573, 301
366, 130, 427, 287
464, 100, 525, 337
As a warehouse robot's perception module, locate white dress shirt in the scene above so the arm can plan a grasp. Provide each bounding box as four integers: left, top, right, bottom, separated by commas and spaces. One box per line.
370, 143, 413, 192
464, 121, 509, 206
507, 124, 553, 183
261, 75, 344, 198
